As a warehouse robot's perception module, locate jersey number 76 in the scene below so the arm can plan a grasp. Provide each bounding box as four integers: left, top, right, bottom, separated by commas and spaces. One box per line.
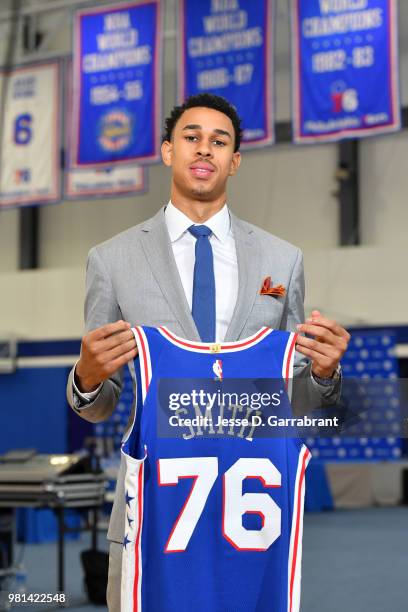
158, 456, 281, 552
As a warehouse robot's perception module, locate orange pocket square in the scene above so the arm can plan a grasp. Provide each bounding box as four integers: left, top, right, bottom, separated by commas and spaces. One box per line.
260, 276, 286, 297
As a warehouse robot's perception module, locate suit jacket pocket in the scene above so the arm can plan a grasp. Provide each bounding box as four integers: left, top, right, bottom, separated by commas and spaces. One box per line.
251, 295, 285, 328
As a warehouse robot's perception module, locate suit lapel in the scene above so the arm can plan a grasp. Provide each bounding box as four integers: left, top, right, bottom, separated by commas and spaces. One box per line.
224, 213, 261, 342
140, 208, 200, 341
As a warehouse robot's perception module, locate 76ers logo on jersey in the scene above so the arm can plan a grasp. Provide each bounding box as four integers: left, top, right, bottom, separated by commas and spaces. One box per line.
212, 359, 223, 381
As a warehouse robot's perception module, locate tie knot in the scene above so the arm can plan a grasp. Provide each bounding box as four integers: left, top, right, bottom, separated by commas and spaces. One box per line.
188, 224, 212, 239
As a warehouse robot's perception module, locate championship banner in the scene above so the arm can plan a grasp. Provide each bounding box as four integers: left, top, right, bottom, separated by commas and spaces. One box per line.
72, 0, 162, 168
0, 62, 61, 209
291, 0, 400, 143
65, 60, 147, 199
178, 0, 274, 149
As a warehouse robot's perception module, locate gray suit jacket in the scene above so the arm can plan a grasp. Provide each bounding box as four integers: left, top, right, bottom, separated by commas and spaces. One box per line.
66, 206, 339, 543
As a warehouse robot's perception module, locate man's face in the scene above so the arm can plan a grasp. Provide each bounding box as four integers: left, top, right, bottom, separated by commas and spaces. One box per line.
161, 106, 241, 202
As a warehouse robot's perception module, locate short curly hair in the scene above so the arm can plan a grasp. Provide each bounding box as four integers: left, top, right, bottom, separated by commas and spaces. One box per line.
162, 93, 243, 152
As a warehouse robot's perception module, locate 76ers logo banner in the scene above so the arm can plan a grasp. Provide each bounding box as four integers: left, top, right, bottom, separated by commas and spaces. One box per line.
72, 0, 162, 167
291, 0, 400, 143
178, 0, 275, 149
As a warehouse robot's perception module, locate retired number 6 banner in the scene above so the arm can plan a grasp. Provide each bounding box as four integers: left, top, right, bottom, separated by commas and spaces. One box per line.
0, 62, 61, 209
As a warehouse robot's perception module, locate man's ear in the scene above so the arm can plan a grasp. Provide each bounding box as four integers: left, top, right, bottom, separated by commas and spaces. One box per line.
229, 151, 241, 176
161, 140, 173, 167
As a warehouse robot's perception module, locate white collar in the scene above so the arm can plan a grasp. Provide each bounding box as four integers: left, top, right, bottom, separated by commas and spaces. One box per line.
165, 201, 231, 243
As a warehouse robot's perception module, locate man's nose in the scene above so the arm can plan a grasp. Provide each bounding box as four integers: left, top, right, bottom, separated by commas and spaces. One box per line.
196, 141, 213, 157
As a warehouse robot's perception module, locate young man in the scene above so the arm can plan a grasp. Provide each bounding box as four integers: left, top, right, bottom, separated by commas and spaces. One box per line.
67, 94, 349, 610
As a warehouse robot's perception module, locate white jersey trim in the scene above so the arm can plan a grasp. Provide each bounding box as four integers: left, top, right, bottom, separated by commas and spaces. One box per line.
121, 458, 145, 612
287, 444, 311, 612
131, 326, 152, 403
158, 326, 273, 353
282, 332, 297, 401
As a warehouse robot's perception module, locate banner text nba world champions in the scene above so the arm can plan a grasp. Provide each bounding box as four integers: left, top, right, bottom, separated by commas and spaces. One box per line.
81, 11, 148, 107
298, 0, 391, 136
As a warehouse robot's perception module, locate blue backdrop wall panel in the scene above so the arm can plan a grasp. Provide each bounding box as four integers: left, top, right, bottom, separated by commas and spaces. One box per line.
0, 367, 71, 454
306, 330, 401, 461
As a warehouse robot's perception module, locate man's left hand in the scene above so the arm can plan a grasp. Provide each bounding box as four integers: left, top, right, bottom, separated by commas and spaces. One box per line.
295, 310, 350, 378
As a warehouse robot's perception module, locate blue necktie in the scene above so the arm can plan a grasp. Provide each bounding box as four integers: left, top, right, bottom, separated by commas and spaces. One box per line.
188, 225, 216, 342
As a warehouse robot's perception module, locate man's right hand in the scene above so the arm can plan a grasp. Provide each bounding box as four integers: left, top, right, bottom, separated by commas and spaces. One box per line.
75, 320, 138, 393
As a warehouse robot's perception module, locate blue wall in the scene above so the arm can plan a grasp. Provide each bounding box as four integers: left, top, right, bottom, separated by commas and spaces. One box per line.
0, 367, 71, 454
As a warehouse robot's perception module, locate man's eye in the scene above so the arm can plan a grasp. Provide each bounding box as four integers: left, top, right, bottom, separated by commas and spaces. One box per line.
214, 140, 226, 146
185, 135, 197, 141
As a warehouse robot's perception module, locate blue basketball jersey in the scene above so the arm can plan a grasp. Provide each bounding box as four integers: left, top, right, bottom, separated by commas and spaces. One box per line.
121, 326, 311, 612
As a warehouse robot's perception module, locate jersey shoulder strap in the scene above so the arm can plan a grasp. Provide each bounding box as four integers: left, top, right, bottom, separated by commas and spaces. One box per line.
130, 326, 167, 402
262, 329, 298, 384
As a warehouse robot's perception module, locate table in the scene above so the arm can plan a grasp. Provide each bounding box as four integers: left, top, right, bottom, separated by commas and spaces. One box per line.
0, 454, 107, 594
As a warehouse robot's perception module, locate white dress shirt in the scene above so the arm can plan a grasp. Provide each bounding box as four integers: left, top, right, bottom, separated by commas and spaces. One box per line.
165, 201, 238, 343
